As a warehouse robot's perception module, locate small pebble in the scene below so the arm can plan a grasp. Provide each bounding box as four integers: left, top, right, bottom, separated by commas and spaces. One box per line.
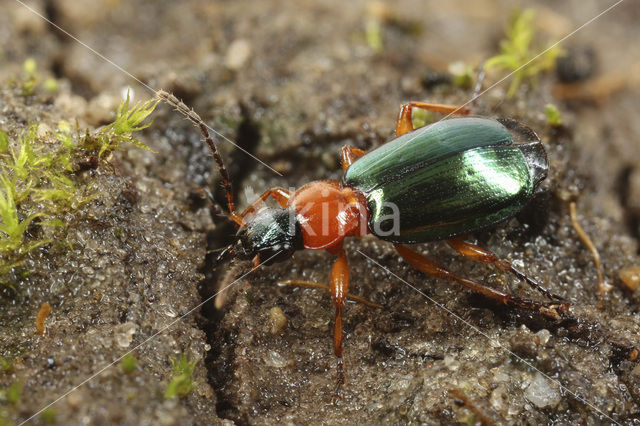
67, 391, 83, 408
525, 373, 561, 408
556, 46, 597, 83
114, 322, 137, 348
225, 39, 252, 71
265, 350, 288, 368
13, 5, 47, 35
37, 123, 52, 139
535, 329, 551, 346
268, 306, 287, 334
618, 266, 640, 291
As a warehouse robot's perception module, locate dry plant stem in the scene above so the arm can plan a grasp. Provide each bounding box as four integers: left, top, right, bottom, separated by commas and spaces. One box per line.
35, 302, 51, 335
569, 201, 611, 293
552, 62, 640, 102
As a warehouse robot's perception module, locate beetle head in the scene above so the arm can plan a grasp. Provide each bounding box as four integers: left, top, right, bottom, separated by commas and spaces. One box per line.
234, 207, 304, 266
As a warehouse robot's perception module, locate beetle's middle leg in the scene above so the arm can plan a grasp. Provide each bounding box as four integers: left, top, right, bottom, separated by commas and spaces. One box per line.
330, 248, 350, 397
447, 237, 566, 302
394, 244, 569, 318
395, 101, 471, 136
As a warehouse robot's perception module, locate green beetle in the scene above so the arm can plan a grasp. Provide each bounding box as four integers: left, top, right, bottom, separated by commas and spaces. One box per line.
158, 93, 567, 396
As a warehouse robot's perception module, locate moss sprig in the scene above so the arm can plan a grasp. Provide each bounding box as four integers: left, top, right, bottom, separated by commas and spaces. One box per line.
164, 355, 197, 399
81, 93, 158, 158
0, 89, 158, 284
485, 9, 563, 97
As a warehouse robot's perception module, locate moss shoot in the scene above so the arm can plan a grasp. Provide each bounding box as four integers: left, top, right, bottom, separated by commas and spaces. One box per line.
164, 355, 197, 399
0, 72, 158, 286
485, 9, 563, 97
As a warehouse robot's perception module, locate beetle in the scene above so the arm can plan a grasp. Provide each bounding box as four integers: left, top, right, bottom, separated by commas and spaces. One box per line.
156, 91, 568, 395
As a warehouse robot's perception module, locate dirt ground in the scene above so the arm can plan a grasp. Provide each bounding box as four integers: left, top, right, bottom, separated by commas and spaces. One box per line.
1, 0, 640, 424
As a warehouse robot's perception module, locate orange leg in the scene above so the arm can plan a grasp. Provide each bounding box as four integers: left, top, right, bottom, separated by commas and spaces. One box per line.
330, 249, 349, 397
447, 237, 566, 301
395, 101, 471, 137
340, 145, 367, 171
394, 244, 568, 318
238, 187, 292, 222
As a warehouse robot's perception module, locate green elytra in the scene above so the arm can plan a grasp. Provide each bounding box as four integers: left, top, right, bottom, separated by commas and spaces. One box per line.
343, 117, 548, 243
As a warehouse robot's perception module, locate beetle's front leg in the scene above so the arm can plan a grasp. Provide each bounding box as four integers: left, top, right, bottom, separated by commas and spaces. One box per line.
330, 248, 349, 397
239, 187, 292, 221
447, 237, 566, 302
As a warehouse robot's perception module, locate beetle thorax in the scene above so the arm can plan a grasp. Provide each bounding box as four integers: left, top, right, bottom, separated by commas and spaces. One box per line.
290, 180, 369, 252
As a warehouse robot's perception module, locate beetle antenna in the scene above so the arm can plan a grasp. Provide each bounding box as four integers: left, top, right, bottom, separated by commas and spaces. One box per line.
196, 188, 238, 224
157, 90, 243, 226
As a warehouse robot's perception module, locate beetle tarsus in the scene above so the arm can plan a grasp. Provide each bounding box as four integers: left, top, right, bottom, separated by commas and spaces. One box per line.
446, 238, 566, 303
333, 358, 345, 399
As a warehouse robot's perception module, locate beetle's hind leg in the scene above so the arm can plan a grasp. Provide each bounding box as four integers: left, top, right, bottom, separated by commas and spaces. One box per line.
340, 146, 367, 171
395, 101, 471, 136
446, 237, 566, 302
394, 244, 569, 319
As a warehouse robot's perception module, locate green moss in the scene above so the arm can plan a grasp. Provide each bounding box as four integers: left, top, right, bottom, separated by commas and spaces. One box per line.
0, 357, 12, 373
0, 92, 158, 285
19, 58, 59, 97
449, 62, 474, 89
485, 9, 563, 97
0, 173, 45, 254
120, 354, 137, 374
43, 78, 58, 93
365, 18, 383, 53
80, 93, 158, 158
545, 103, 563, 127
411, 108, 434, 129
0, 410, 10, 426
164, 355, 197, 399
41, 408, 56, 424
0, 381, 22, 404
0, 131, 8, 153
22, 59, 36, 76
21, 58, 37, 97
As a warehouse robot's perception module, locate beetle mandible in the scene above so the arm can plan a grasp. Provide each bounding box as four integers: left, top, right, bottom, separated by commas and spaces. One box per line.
156, 90, 568, 396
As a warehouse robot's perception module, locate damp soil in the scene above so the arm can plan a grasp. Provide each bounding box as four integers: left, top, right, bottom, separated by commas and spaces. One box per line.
1, 0, 640, 424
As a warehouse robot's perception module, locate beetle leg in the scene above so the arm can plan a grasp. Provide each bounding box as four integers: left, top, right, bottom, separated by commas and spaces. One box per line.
340, 146, 367, 171
394, 244, 569, 318
278, 280, 383, 308
446, 237, 566, 301
395, 101, 471, 136
330, 249, 350, 397
239, 187, 292, 220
